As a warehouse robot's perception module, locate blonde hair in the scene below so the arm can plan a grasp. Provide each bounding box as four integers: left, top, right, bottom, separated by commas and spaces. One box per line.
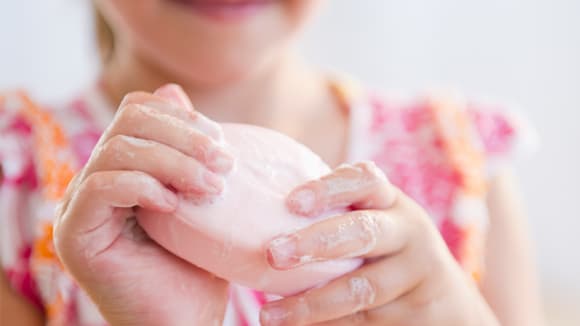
93, 3, 114, 63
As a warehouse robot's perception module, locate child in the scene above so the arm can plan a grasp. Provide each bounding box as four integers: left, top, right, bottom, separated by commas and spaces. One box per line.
0, 1, 543, 325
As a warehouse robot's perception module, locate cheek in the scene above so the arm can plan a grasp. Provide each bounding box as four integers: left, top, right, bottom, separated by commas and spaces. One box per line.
96, 0, 162, 47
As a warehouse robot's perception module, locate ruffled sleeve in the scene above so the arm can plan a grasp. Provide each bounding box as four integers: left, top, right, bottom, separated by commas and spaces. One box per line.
0, 91, 44, 310
466, 101, 539, 177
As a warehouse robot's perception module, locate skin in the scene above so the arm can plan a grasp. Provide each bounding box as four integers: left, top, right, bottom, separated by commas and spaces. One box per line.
54, 85, 233, 325
1, 0, 543, 325
258, 163, 532, 325
0, 273, 45, 325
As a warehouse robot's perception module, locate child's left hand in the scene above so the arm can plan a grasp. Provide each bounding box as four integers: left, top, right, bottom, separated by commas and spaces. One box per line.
260, 162, 499, 326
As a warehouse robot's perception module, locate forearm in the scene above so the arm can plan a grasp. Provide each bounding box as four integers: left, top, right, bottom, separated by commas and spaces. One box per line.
481, 170, 545, 325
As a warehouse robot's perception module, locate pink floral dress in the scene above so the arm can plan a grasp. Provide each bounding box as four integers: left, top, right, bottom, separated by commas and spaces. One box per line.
0, 80, 532, 325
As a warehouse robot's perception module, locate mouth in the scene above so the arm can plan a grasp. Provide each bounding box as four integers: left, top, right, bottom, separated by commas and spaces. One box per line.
167, 0, 277, 22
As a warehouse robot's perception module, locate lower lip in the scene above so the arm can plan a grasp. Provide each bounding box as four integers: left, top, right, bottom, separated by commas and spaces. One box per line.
168, 0, 274, 22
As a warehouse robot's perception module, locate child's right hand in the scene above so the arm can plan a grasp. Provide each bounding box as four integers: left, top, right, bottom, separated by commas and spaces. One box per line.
53, 84, 234, 326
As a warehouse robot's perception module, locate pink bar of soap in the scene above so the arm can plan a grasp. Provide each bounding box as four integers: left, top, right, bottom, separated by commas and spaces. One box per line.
138, 124, 362, 296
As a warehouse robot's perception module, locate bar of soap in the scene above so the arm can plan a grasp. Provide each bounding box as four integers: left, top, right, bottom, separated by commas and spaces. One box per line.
138, 124, 361, 295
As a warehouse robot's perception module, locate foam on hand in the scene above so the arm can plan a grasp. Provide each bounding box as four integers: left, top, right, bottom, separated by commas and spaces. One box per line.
137, 123, 362, 296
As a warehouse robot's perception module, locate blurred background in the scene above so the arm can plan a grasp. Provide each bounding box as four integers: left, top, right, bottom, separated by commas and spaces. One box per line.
1, 1, 578, 324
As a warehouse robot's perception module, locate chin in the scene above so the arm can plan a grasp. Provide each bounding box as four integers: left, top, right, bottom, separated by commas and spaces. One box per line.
188, 63, 261, 88
158, 42, 284, 89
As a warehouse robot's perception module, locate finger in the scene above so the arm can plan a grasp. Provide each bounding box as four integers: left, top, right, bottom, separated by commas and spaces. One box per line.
153, 84, 195, 112
260, 255, 423, 326
107, 102, 233, 174
312, 300, 418, 326
311, 311, 371, 326
122, 85, 224, 142
311, 304, 415, 326
154, 84, 225, 142
54, 171, 83, 227
287, 161, 397, 217
54, 170, 178, 263
267, 210, 408, 269
87, 135, 224, 196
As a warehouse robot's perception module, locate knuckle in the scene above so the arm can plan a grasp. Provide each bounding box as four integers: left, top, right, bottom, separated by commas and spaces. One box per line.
334, 162, 356, 173
187, 130, 211, 158
355, 160, 377, 171
101, 134, 128, 156
175, 149, 194, 170
356, 162, 397, 207
52, 175, 107, 261
297, 295, 313, 318
353, 212, 382, 246
356, 161, 388, 182
407, 288, 440, 314
399, 198, 432, 233
348, 310, 370, 324
417, 248, 446, 282
348, 276, 377, 310
188, 108, 201, 120
80, 172, 107, 193
117, 102, 146, 124
60, 171, 83, 200
120, 91, 148, 106
414, 210, 437, 236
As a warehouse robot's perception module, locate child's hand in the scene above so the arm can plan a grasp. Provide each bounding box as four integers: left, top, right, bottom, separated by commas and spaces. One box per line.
53, 84, 233, 326
261, 162, 499, 326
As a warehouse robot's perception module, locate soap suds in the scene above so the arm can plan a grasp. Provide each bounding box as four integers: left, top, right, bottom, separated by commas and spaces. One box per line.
289, 188, 316, 214
324, 162, 387, 197
317, 213, 380, 258
192, 165, 223, 195
268, 234, 297, 266
181, 192, 218, 206
349, 276, 376, 311
138, 123, 361, 295
111, 135, 155, 162
298, 254, 315, 265
325, 177, 366, 196
352, 213, 381, 254
136, 104, 187, 130
190, 114, 225, 143
357, 161, 388, 182
260, 305, 292, 324
206, 145, 235, 174
113, 172, 160, 202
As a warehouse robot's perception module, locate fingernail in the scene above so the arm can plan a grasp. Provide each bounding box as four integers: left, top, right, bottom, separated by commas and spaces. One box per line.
287, 188, 317, 216
202, 171, 224, 195
268, 234, 300, 269
154, 85, 181, 104
207, 147, 235, 174
193, 114, 225, 143
154, 84, 193, 110
260, 304, 291, 326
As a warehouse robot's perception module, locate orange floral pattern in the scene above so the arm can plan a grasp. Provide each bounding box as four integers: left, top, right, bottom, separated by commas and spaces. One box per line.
0, 85, 521, 325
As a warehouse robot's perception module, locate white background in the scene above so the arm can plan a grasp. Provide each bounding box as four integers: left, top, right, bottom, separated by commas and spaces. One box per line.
1, 0, 579, 323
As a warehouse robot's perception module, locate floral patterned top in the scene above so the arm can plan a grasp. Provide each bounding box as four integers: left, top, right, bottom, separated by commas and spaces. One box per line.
0, 80, 533, 325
